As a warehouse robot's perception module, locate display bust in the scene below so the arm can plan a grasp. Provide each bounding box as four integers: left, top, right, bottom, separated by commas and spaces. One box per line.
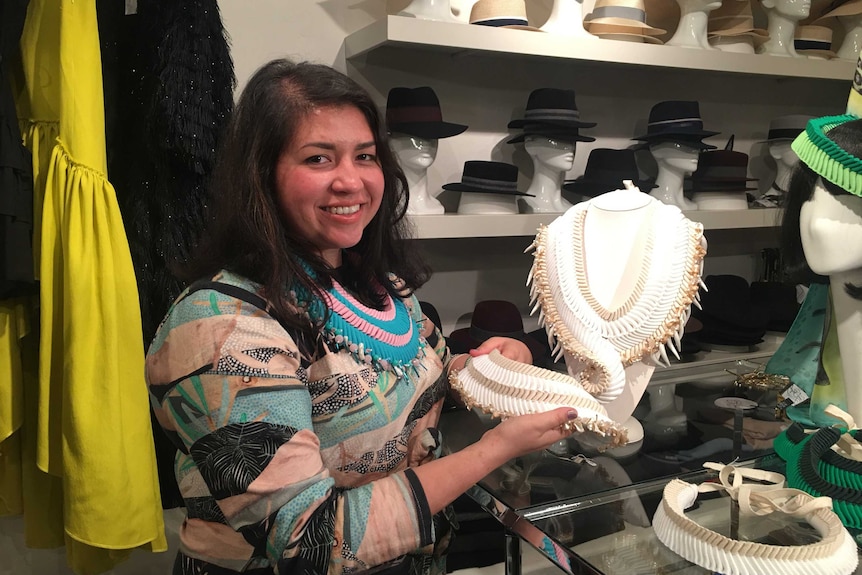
541, 0, 595, 37
758, 0, 811, 56
520, 135, 578, 213
385, 86, 468, 215
667, 0, 723, 49
397, 0, 460, 22
650, 141, 701, 210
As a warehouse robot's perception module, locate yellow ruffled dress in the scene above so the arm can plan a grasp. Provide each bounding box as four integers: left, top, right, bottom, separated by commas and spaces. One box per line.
10, 0, 167, 572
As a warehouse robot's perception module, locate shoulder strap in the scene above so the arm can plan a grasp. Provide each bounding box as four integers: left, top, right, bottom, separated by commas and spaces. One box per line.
183, 279, 271, 314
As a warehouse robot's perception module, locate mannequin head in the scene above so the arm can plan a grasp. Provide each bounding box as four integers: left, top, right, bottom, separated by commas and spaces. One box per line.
760, 0, 811, 20
650, 140, 702, 172
769, 141, 799, 169
524, 135, 576, 171
781, 119, 862, 283
390, 134, 439, 171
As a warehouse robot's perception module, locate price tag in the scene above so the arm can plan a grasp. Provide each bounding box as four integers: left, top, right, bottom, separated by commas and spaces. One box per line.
780, 383, 809, 406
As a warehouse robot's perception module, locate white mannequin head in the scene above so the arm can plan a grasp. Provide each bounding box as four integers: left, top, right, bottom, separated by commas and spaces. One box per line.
768, 141, 799, 169
800, 178, 862, 274
524, 134, 576, 172
650, 140, 701, 172
390, 134, 439, 171
760, 0, 811, 20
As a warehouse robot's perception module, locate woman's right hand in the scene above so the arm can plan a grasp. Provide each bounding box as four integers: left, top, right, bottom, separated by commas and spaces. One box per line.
481, 407, 579, 461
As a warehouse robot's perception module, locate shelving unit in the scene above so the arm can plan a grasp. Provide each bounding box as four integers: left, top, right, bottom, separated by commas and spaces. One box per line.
408, 207, 781, 239
345, 15, 855, 81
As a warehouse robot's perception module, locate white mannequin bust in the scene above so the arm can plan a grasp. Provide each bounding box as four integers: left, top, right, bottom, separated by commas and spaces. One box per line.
758, 0, 810, 57
398, 0, 460, 21
541, 0, 595, 38
769, 140, 799, 195
800, 179, 862, 427
709, 35, 756, 53
391, 134, 444, 215
649, 141, 700, 210
667, 0, 722, 49
520, 135, 576, 214
836, 14, 862, 60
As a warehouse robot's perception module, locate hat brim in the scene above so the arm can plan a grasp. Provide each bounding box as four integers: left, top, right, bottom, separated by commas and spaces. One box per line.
693, 185, 759, 192
388, 121, 468, 140
816, 2, 862, 20
585, 17, 666, 35
563, 179, 658, 195
709, 28, 770, 46
508, 118, 597, 129
693, 175, 759, 182
591, 31, 664, 43
633, 130, 720, 142
442, 183, 534, 196
470, 22, 544, 32
447, 328, 549, 364
633, 136, 719, 150
797, 48, 837, 59
507, 132, 597, 144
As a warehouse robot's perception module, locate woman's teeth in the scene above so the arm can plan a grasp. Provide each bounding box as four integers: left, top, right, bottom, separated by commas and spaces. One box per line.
325, 205, 360, 215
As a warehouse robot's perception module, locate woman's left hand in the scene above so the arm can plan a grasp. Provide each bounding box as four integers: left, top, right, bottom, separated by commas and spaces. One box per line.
470, 336, 532, 364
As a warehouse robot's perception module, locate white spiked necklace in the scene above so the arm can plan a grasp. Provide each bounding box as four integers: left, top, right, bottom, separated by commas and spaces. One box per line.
528, 194, 706, 403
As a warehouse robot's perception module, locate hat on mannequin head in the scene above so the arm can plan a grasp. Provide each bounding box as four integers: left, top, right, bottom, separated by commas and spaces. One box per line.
633, 100, 719, 149
386, 87, 468, 139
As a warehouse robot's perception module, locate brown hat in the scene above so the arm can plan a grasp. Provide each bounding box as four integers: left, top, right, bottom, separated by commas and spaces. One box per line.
470, 0, 542, 31
815, 0, 862, 20
708, 0, 769, 44
587, 23, 665, 42
447, 300, 548, 363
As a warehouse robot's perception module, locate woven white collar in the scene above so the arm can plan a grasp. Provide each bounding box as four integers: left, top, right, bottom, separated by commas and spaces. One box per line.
653, 462, 859, 575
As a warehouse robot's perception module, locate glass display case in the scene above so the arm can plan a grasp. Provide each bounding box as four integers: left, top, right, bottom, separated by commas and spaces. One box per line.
438, 352, 862, 575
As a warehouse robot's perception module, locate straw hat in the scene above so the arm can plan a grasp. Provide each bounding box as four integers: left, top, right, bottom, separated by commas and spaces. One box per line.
794, 24, 838, 58
469, 0, 541, 31
584, 0, 667, 35
708, 0, 769, 44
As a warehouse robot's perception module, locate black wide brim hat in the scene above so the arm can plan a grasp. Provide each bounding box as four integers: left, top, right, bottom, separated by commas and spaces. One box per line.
388, 121, 468, 140
563, 178, 657, 196
507, 126, 596, 144
635, 135, 718, 150
691, 182, 759, 192
441, 182, 533, 196
508, 117, 597, 130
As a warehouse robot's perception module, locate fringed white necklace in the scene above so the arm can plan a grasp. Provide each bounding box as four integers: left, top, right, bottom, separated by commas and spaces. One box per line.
653, 462, 859, 575
449, 349, 629, 447
527, 194, 706, 403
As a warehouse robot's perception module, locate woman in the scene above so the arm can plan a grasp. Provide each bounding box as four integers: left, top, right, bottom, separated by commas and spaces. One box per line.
145, 58, 580, 575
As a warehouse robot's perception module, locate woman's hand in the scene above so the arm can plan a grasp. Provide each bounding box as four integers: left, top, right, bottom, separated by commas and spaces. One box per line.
470, 336, 532, 364
482, 407, 580, 461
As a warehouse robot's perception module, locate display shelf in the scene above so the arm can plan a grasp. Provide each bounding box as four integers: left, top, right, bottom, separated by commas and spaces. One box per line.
407, 208, 780, 238
345, 15, 854, 81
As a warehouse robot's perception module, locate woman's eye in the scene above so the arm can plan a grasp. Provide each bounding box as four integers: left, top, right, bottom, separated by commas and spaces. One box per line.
305, 155, 328, 164
357, 153, 377, 162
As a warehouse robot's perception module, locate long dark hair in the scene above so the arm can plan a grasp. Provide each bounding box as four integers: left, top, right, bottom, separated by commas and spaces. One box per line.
184, 58, 430, 343
781, 119, 862, 293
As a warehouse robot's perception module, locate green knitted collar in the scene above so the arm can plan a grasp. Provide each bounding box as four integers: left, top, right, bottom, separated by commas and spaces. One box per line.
792, 114, 862, 197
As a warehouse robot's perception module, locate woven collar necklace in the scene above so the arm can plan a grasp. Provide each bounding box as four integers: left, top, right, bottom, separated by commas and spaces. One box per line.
654, 462, 859, 575
527, 195, 706, 402
290, 266, 424, 379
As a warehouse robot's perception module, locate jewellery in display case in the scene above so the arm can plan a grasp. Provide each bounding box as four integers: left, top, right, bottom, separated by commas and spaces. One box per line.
653, 462, 859, 575
448, 349, 629, 446
527, 194, 706, 403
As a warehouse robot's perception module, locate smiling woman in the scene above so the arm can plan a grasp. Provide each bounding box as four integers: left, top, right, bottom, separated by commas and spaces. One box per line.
144, 58, 584, 575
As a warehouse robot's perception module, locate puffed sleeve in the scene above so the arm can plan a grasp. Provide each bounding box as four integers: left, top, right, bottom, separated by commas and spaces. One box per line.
146, 286, 441, 573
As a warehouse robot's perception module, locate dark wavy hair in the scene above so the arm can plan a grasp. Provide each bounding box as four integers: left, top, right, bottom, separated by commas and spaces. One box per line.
780, 119, 862, 293
183, 58, 430, 344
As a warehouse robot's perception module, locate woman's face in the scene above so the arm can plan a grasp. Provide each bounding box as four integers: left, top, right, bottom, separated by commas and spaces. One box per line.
275, 105, 384, 268
800, 179, 862, 275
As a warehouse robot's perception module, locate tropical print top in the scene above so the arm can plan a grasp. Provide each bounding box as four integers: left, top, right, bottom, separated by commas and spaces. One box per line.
146, 270, 452, 575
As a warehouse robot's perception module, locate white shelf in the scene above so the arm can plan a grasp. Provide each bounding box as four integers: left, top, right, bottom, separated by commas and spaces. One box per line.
345, 16, 854, 81
407, 208, 780, 239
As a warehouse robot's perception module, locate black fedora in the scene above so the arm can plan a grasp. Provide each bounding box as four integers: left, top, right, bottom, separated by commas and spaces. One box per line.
448, 300, 549, 363
690, 149, 758, 192
563, 148, 656, 196
508, 88, 597, 130
632, 100, 719, 148
386, 86, 468, 140
442, 161, 533, 196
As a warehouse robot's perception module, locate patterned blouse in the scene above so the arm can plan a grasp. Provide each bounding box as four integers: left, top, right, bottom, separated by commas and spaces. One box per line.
145, 270, 453, 575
